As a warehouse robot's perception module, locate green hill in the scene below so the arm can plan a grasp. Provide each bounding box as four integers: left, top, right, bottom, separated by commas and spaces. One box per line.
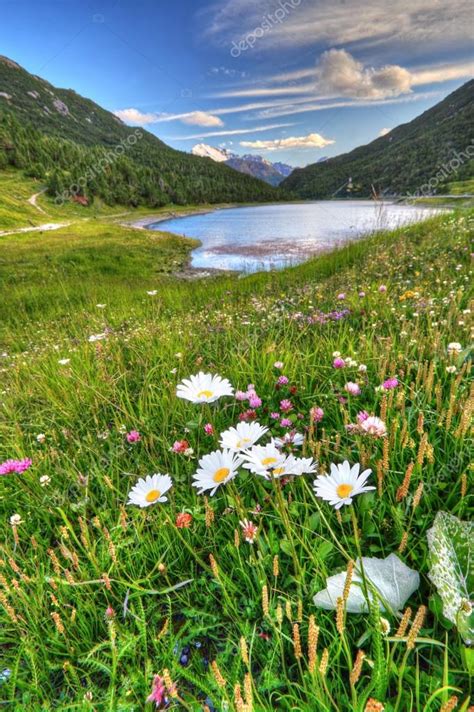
0, 55, 282, 207
282, 80, 474, 198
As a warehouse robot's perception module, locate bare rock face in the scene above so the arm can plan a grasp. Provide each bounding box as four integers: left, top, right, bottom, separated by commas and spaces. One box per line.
53, 98, 70, 116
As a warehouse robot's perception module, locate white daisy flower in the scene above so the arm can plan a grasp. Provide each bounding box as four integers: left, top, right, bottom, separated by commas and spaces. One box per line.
127, 473, 173, 507
242, 441, 286, 477
177, 372, 234, 404
313, 461, 375, 509
274, 431, 304, 448
288, 457, 318, 477
88, 333, 107, 343
192, 449, 243, 495
219, 421, 268, 452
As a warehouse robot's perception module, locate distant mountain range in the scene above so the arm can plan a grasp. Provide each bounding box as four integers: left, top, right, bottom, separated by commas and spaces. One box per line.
282, 80, 474, 198
192, 143, 294, 186
0, 55, 282, 208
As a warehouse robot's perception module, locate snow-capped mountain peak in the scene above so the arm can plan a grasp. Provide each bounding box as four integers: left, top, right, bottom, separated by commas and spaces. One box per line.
191, 143, 235, 162
191, 143, 294, 185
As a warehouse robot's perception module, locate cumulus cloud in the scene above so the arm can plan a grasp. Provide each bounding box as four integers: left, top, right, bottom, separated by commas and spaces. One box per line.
318, 49, 412, 99
379, 127, 392, 136
179, 111, 223, 127
114, 108, 158, 125
240, 132, 335, 151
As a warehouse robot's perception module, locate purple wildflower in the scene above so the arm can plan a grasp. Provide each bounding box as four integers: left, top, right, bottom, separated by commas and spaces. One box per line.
0, 458, 32, 476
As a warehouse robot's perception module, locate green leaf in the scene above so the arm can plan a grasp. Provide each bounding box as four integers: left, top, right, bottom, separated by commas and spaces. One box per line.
427, 511, 473, 644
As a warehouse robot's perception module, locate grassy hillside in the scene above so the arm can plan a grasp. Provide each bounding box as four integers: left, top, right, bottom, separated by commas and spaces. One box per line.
0, 205, 472, 709
282, 80, 474, 198
0, 56, 284, 207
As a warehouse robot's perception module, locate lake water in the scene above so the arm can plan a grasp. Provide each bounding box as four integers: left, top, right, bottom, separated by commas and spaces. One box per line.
151, 201, 443, 273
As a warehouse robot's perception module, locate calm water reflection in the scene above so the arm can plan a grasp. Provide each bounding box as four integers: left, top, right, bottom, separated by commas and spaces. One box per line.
151, 201, 443, 273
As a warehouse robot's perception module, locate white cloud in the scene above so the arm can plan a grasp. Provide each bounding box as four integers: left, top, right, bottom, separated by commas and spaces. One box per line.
169, 122, 295, 140
254, 92, 439, 120
317, 49, 412, 99
179, 111, 224, 127
411, 60, 474, 85
240, 132, 335, 151
114, 108, 225, 128
114, 108, 158, 125
200, 0, 473, 53
379, 127, 392, 136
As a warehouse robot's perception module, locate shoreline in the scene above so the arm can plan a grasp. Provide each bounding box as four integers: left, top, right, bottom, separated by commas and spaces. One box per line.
119, 199, 450, 278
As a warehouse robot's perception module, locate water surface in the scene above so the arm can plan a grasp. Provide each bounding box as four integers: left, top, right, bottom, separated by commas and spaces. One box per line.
151, 201, 443, 272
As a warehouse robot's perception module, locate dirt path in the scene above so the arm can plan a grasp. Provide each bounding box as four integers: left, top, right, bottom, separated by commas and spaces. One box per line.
27, 188, 48, 214
0, 222, 69, 237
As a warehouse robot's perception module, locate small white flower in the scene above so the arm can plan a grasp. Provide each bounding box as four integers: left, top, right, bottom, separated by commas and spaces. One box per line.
96, 304, 106, 309
147, 290, 158, 296
274, 432, 304, 448
446, 365, 457, 373
192, 449, 243, 495
177, 372, 234, 404
219, 421, 268, 452
88, 333, 107, 343
358, 364, 367, 373
313, 461, 375, 509
36, 433, 46, 443
10, 514, 23, 526
447, 342, 462, 355
332, 351, 341, 358
39, 475, 51, 487
127, 473, 173, 507
360, 416, 387, 438
58, 358, 70, 365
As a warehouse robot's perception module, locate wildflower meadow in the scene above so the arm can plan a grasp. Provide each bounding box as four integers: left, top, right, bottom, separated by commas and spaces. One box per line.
0, 211, 472, 710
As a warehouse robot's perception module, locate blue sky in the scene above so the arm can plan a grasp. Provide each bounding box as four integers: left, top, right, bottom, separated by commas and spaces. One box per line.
1, 0, 473, 166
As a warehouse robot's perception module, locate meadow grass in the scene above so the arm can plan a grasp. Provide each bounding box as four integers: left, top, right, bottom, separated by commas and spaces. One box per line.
0, 207, 472, 711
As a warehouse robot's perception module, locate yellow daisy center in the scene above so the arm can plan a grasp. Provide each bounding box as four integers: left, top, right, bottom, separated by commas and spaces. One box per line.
213, 467, 230, 483
273, 467, 286, 476
262, 457, 277, 466
237, 437, 251, 448
336, 484, 353, 499
197, 390, 213, 398
146, 489, 161, 503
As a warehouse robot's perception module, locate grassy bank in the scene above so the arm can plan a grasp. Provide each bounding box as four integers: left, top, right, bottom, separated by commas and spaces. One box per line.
0, 209, 472, 710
